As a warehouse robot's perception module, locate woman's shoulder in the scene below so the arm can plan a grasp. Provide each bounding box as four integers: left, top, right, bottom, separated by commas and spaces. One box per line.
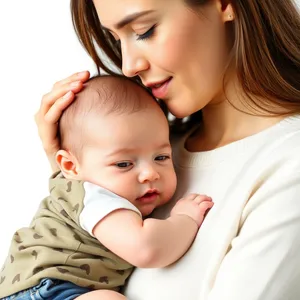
169, 115, 300, 170
265, 115, 300, 156
236, 115, 300, 199
241, 115, 300, 172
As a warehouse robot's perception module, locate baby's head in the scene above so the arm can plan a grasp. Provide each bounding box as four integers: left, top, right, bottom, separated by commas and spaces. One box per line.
56, 75, 177, 216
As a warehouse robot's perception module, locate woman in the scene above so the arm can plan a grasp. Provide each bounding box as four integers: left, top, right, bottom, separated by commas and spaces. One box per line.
35, 0, 300, 299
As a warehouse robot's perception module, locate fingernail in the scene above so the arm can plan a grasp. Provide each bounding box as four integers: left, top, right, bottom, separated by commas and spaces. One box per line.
70, 81, 81, 88
63, 91, 72, 99
77, 71, 87, 77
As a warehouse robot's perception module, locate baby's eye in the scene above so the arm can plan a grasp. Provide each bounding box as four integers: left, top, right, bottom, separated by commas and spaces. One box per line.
155, 155, 170, 161
115, 162, 133, 168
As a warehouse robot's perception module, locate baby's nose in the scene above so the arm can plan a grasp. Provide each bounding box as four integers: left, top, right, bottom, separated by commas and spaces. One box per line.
138, 167, 160, 183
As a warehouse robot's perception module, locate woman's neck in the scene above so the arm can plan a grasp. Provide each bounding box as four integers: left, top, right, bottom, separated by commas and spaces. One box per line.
186, 80, 285, 152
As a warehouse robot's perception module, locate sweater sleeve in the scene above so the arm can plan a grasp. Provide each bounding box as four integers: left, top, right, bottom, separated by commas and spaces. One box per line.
208, 161, 300, 300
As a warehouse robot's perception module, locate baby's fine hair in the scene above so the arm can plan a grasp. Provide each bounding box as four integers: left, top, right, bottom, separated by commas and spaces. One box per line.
58, 75, 156, 158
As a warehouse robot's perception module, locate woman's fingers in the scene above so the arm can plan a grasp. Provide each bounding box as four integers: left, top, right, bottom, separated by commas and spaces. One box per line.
34, 71, 90, 156
40, 70, 90, 116
53, 70, 90, 88
40, 80, 83, 116
44, 91, 75, 123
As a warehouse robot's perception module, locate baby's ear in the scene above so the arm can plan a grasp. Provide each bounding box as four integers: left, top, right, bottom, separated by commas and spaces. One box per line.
55, 150, 80, 179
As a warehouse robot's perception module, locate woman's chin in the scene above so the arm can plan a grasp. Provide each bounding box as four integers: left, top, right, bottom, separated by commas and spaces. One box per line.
162, 96, 199, 119
168, 106, 199, 120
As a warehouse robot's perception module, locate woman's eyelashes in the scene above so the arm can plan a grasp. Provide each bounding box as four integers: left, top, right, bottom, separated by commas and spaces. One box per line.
136, 25, 156, 41
108, 24, 157, 45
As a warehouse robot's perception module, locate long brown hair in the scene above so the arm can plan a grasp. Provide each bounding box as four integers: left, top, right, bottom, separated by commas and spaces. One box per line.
70, 0, 300, 131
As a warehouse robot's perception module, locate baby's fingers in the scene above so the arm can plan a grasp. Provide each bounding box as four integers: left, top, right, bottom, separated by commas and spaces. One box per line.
193, 195, 212, 204
181, 193, 201, 201
198, 200, 214, 214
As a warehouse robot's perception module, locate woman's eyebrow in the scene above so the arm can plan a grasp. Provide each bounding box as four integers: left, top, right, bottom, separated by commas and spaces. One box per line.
103, 10, 155, 31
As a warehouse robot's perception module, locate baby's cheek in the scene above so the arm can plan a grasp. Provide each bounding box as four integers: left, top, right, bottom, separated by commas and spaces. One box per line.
95, 175, 129, 199
164, 172, 178, 202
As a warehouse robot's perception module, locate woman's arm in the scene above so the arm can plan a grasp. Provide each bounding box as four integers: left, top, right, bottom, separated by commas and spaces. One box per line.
207, 166, 300, 299
34, 71, 90, 172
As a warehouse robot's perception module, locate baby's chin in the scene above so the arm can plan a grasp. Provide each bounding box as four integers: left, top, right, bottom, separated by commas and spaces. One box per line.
138, 195, 172, 217
139, 205, 157, 218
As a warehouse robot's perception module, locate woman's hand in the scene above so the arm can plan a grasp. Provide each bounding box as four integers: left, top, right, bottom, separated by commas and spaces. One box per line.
34, 70, 90, 171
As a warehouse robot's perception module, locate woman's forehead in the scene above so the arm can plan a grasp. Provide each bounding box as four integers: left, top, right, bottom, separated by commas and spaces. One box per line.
93, 0, 170, 27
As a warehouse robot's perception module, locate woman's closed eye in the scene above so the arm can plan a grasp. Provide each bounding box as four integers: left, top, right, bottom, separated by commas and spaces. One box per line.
136, 25, 156, 41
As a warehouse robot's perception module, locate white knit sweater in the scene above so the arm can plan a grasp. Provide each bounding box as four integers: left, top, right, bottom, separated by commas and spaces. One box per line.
124, 115, 300, 300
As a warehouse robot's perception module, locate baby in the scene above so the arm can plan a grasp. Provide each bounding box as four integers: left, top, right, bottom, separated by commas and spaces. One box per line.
0, 76, 213, 300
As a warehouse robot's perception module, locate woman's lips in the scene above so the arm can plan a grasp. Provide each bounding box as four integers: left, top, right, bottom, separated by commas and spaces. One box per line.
149, 78, 172, 99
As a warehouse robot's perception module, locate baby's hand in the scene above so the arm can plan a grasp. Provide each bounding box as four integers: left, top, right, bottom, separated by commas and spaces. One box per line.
170, 194, 213, 227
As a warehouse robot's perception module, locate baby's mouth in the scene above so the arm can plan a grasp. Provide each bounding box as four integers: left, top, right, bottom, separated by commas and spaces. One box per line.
136, 190, 159, 204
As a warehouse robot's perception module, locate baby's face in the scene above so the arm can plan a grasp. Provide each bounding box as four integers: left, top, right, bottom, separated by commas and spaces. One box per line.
79, 102, 177, 216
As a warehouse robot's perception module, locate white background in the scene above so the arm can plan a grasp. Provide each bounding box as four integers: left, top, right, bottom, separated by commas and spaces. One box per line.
0, 1, 96, 262
0, 1, 299, 262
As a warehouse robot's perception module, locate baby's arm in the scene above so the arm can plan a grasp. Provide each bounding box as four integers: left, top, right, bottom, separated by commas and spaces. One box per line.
93, 194, 213, 268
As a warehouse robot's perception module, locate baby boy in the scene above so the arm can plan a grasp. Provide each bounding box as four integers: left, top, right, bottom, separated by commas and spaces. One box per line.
0, 75, 213, 300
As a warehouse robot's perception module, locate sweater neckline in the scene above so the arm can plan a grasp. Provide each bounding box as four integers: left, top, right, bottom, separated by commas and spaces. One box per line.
174, 115, 300, 168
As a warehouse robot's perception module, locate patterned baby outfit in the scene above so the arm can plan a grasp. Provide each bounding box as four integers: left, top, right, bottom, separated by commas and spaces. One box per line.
0, 171, 141, 298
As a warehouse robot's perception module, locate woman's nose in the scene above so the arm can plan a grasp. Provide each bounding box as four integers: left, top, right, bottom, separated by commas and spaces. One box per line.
121, 43, 149, 77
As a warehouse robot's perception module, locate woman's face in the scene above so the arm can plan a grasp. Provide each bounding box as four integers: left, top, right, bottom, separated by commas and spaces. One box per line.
94, 0, 233, 118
